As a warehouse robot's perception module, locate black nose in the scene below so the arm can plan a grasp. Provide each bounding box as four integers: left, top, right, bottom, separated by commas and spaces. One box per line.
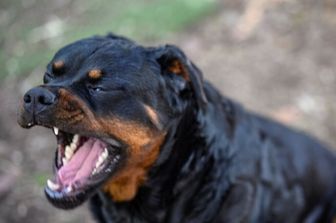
23, 87, 56, 113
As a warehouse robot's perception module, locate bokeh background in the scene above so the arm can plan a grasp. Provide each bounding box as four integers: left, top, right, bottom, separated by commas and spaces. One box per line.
1, 0, 336, 222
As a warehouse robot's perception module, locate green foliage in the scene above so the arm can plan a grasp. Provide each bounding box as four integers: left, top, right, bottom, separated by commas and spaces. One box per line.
1, 0, 216, 80
34, 173, 49, 187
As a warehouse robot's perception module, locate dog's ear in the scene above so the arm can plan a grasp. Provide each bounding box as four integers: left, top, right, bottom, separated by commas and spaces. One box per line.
150, 45, 208, 109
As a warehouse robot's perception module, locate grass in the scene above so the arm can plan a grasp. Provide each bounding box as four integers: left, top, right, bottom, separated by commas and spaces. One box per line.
1, 0, 217, 80
34, 172, 49, 187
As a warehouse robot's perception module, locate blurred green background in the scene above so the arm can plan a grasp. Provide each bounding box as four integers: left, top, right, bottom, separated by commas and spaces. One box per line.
1, 0, 336, 222
1, 0, 215, 80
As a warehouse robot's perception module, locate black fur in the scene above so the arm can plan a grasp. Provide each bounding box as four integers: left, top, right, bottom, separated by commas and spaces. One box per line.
19, 34, 336, 223
87, 35, 336, 223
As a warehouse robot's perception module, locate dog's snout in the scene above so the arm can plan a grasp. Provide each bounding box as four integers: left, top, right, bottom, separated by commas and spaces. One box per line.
23, 87, 56, 112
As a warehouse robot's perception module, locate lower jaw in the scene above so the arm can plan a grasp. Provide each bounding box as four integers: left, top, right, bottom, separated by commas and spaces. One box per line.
45, 131, 123, 209
45, 185, 93, 209
45, 161, 120, 209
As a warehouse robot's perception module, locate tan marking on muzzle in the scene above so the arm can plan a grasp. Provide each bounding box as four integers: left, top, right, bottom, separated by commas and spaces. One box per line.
54, 89, 167, 201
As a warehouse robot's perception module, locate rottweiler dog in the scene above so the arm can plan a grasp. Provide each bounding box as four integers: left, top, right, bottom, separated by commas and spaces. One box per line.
18, 34, 336, 223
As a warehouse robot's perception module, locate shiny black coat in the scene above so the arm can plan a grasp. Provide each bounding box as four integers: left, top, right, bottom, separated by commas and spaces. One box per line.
90, 77, 336, 223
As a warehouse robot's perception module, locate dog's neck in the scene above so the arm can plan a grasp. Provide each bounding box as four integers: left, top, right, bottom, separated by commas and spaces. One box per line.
91, 92, 236, 222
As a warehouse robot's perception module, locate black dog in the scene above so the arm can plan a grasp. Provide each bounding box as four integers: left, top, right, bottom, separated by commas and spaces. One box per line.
18, 34, 336, 223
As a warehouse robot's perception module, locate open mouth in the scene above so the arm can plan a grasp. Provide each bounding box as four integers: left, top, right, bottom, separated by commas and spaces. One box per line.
45, 127, 123, 209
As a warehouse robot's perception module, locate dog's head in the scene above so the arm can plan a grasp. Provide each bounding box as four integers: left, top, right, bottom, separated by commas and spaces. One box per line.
17, 34, 207, 209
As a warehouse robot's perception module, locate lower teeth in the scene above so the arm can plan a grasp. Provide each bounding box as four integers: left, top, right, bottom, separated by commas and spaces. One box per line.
47, 179, 60, 191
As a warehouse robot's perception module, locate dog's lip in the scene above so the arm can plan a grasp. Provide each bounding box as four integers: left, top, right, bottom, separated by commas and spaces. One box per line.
44, 127, 124, 209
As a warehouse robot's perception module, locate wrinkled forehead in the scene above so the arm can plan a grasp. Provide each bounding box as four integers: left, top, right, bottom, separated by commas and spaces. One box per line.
51, 38, 105, 65
48, 37, 147, 77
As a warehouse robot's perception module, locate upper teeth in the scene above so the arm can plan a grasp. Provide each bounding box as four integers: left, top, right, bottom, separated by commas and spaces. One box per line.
73, 134, 79, 144
65, 145, 74, 160
63, 134, 79, 164
53, 127, 59, 135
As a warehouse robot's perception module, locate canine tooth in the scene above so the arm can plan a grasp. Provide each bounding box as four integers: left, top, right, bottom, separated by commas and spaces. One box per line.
62, 157, 68, 165
47, 179, 60, 191
53, 127, 59, 135
73, 134, 79, 144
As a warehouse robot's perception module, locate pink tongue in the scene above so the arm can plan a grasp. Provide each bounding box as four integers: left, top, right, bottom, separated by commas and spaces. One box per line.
57, 138, 106, 186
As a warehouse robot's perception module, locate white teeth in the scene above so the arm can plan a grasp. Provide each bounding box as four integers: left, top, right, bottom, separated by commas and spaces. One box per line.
47, 179, 60, 191
113, 155, 120, 163
64, 135, 79, 161
65, 145, 74, 160
94, 149, 109, 169
53, 127, 59, 135
66, 185, 72, 193
70, 142, 77, 150
72, 134, 79, 144
95, 156, 104, 168
62, 135, 80, 165
92, 168, 97, 175
102, 148, 108, 158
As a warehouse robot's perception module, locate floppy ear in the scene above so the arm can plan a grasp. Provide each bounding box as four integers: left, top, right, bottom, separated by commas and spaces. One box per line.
151, 44, 208, 109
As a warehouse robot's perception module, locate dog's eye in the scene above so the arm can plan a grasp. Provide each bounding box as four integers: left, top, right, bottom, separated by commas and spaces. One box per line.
87, 85, 104, 94
93, 87, 102, 92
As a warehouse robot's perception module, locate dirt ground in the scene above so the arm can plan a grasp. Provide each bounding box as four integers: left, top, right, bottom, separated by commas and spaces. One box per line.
1, 0, 336, 222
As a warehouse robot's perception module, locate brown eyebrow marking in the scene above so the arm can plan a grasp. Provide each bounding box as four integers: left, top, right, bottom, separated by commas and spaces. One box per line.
88, 69, 103, 79
52, 60, 65, 73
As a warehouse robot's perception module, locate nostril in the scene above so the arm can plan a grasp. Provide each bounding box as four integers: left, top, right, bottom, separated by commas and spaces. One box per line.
38, 95, 45, 105
23, 94, 32, 104
23, 87, 57, 110
38, 93, 55, 105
